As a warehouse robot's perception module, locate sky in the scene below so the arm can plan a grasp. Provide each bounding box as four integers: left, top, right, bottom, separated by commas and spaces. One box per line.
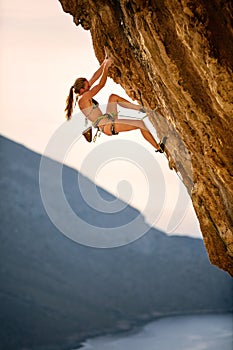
0, 0, 202, 238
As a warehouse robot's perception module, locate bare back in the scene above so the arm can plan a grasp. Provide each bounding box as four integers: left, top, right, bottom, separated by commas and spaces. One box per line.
78, 92, 103, 123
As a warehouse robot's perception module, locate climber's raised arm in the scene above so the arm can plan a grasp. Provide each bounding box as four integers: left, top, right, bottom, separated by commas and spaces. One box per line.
88, 58, 113, 97
88, 46, 111, 86
88, 58, 108, 87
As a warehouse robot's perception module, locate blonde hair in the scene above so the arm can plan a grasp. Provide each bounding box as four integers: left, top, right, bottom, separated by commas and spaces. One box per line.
65, 77, 87, 120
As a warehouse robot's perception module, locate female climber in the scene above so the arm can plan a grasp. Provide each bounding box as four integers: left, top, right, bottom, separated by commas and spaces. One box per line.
65, 57, 164, 152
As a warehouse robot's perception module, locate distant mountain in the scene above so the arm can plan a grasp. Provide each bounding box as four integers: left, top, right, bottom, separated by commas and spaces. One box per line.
0, 135, 232, 350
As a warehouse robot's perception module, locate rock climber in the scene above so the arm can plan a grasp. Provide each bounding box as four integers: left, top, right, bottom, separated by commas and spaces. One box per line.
65, 55, 164, 152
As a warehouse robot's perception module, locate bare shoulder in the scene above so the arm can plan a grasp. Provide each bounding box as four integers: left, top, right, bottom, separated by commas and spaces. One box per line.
78, 92, 92, 109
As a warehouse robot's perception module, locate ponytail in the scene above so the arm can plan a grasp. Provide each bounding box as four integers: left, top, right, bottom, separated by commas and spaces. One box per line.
65, 78, 87, 120
65, 86, 75, 120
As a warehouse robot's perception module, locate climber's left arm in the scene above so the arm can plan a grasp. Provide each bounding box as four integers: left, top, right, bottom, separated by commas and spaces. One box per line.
88, 60, 106, 87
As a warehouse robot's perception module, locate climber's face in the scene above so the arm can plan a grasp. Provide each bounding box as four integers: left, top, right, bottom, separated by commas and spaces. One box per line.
83, 80, 90, 92
79, 80, 90, 95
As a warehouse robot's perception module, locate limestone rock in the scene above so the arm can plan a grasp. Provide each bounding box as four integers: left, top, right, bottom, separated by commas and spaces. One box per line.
58, 0, 233, 275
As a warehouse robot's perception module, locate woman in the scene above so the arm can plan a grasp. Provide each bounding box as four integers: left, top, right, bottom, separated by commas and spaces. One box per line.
65, 58, 164, 152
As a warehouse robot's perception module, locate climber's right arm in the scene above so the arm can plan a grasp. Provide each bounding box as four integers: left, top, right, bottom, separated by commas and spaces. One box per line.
89, 59, 113, 96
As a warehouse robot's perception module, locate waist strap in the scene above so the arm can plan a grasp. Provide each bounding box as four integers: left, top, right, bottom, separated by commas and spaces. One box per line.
92, 113, 115, 128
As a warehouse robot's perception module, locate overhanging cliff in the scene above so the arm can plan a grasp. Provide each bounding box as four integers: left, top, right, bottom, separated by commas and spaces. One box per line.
58, 0, 233, 275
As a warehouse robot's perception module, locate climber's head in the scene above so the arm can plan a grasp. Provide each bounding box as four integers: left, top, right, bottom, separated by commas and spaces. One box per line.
73, 77, 90, 95
65, 78, 89, 120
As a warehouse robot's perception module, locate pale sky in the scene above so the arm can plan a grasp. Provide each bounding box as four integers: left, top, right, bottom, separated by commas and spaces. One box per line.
0, 0, 201, 238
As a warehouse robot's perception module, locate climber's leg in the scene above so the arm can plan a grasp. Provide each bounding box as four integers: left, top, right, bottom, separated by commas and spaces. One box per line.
101, 117, 161, 150
106, 94, 143, 118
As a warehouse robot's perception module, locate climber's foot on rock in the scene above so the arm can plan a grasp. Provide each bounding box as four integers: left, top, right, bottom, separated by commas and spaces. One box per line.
155, 142, 165, 153
139, 106, 146, 113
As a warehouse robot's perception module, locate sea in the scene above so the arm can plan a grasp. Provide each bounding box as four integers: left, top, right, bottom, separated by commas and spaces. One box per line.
74, 314, 233, 350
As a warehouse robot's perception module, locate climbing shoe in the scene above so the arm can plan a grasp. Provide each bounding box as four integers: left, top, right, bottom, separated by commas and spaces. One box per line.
156, 142, 165, 153
139, 106, 146, 113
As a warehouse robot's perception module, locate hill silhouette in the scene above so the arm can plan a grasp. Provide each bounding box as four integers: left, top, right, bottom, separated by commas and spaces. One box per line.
0, 136, 232, 350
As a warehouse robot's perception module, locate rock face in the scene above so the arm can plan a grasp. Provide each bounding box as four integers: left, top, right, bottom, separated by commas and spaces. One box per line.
58, 0, 233, 275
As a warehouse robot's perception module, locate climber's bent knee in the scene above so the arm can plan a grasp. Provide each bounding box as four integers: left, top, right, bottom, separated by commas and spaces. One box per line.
108, 94, 118, 103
